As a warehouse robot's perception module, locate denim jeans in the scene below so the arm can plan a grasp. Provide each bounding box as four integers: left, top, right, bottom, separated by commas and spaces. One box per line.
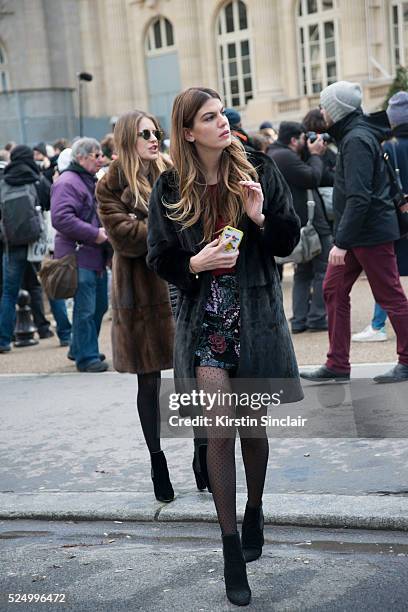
49, 298, 72, 342
0, 247, 27, 348
70, 267, 108, 369
371, 302, 387, 330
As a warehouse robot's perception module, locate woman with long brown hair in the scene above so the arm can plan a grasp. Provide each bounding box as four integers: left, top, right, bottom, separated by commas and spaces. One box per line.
147, 88, 303, 606
96, 110, 176, 502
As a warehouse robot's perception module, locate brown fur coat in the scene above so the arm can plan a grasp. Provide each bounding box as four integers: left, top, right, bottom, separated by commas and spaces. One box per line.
96, 161, 174, 374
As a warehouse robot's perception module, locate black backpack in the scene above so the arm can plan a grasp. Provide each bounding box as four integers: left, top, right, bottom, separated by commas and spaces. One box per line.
0, 180, 43, 246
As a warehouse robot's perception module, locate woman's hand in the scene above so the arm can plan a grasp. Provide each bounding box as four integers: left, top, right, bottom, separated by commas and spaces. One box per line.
189, 238, 238, 273
239, 180, 265, 227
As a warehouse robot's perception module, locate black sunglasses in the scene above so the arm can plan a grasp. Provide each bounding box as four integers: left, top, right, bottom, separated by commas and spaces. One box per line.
137, 129, 164, 141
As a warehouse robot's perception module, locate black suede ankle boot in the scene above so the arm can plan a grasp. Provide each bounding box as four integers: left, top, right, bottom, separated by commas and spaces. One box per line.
222, 532, 251, 606
242, 503, 264, 562
192, 439, 212, 492
150, 451, 174, 503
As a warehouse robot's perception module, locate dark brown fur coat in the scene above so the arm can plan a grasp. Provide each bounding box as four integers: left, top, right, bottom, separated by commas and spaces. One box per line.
96, 161, 174, 374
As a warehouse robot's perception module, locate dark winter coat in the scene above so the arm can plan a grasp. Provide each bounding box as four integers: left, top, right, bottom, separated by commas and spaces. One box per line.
147, 152, 304, 403
267, 141, 331, 236
0, 145, 50, 252
384, 123, 408, 276
96, 160, 174, 374
3, 144, 51, 210
328, 109, 400, 250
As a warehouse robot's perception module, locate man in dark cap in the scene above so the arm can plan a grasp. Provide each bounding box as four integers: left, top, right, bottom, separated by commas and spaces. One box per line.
33, 142, 47, 158
224, 108, 254, 152
268, 121, 330, 333
33, 142, 54, 183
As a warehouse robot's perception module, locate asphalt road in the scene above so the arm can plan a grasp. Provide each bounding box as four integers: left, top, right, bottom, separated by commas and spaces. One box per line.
1, 520, 408, 612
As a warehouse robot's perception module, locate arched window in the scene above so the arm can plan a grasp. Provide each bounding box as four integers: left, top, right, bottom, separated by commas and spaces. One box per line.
216, 0, 253, 108
144, 17, 180, 133
391, 1, 408, 69
0, 44, 9, 92
297, 0, 339, 95
145, 16, 175, 55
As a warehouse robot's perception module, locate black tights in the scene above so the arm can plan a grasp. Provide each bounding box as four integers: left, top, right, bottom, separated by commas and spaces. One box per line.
195, 366, 269, 536
137, 371, 161, 454
137, 372, 205, 455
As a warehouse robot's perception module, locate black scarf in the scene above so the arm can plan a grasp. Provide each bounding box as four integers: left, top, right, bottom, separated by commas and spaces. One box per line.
66, 160, 97, 182
3, 145, 40, 187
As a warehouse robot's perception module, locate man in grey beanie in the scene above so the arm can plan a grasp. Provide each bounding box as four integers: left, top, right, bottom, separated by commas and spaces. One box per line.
301, 81, 408, 384
387, 91, 408, 128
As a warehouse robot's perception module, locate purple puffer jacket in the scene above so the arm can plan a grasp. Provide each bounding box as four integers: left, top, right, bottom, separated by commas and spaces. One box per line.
51, 170, 105, 272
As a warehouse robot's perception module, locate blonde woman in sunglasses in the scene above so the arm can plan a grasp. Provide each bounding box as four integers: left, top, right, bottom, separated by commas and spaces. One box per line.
96, 110, 176, 502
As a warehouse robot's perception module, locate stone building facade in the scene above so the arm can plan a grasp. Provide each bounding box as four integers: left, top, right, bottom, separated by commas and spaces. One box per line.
0, 0, 406, 143
0, 0, 81, 143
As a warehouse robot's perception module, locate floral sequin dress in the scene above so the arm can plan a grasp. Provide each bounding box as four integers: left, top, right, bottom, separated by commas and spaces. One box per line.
194, 186, 240, 371
194, 274, 240, 370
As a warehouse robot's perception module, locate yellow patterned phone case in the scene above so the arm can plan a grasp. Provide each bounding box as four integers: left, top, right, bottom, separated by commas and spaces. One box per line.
219, 226, 244, 251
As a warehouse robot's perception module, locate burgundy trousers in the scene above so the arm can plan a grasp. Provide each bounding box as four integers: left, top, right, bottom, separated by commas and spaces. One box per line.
323, 242, 408, 373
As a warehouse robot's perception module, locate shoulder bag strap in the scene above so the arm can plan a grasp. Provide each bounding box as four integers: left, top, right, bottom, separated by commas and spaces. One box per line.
306, 189, 316, 223
384, 151, 405, 198
391, 140, 404, 191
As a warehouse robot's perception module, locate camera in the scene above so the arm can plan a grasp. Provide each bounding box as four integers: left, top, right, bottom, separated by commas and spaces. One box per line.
306, 131, 330, 144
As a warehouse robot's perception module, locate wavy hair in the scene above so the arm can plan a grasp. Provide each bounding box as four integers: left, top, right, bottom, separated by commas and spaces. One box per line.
166, 87, 257, 242
113, 110, 169, 210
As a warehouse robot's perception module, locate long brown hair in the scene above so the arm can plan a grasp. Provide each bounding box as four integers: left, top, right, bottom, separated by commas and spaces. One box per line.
114, 110, 169, 209
166, 87, 257, 242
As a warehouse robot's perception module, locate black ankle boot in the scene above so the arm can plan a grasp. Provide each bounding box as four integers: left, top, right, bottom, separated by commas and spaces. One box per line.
222, 533, 251, 606
242, 503, 264, 562
150, 451, 174, 503
192, 440, 212, 493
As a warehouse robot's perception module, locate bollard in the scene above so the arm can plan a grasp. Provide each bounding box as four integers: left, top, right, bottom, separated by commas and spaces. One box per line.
14, 290, 39, 348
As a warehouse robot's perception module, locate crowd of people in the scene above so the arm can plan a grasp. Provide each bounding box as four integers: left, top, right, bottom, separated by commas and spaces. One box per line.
0, 135, 116, 358
1, 81, 408, 606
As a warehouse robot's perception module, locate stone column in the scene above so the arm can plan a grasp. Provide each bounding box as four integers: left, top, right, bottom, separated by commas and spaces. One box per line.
176, 0, 203, 88
124, 1, 150, 110
78, 0, 106, 117
100, 0, 135, 114
195, 0, 220, 90
250, 0, 283, 97
339, 0, 368, 81
20, 0, 52, 88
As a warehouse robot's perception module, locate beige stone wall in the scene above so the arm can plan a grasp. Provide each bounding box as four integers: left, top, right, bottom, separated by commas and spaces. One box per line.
79, 0, 394, 128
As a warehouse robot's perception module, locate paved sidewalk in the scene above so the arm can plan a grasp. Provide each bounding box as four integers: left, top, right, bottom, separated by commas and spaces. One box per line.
2, 269, 408, 530
1, 272, 407, 374
1, 367, 408, 529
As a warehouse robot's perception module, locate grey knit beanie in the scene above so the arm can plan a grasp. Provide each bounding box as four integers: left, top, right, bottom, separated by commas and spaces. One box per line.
387, 91, 408, 127
320, 81, 362, 124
